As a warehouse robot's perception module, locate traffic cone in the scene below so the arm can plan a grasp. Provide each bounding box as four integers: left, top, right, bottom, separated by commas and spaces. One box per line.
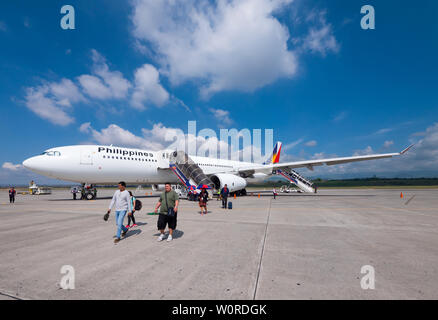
258, 193, 260, 198
234, 194, 237, 199
400, 192, 404, 199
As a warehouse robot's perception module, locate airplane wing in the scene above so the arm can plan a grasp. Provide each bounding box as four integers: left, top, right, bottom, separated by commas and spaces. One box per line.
236, 145, 414, 176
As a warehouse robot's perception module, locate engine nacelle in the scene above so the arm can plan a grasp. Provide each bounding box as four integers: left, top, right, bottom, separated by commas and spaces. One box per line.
152, 184, 165, 191
210, 174, 247, 193
152, 184, 180, 192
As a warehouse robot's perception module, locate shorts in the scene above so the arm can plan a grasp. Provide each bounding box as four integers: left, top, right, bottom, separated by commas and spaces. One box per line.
199, 201, 207, 207
157, 212, 177, 230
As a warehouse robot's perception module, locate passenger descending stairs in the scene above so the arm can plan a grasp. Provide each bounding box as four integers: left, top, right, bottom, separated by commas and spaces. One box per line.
276, 169, 316, 193
169, 151, 215, 189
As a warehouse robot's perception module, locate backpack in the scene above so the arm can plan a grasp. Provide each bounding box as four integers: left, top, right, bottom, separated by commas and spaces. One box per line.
134, 199, 142, 211
228, 201, 232, 209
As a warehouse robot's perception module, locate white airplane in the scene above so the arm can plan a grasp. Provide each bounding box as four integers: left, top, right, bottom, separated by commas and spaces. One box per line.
22, 142, 413, 199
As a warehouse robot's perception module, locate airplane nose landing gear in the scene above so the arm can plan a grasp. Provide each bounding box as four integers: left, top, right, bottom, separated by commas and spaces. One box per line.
80, 184, 97, 200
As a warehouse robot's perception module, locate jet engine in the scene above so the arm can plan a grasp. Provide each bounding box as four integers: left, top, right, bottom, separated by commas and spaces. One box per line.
152, 184, 166, 191
210, 174, 247, 194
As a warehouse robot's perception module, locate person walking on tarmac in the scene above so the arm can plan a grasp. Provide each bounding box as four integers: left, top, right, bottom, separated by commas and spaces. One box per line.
198, 188, 209, 215
9, 187, 16, 203
106, 182, 132, 243
154, 183, 179, 242
220, 184, 230, 209
126, 191, 138, 228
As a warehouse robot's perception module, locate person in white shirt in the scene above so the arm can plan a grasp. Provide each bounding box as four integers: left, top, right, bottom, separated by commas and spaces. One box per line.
107, 181, 133, 243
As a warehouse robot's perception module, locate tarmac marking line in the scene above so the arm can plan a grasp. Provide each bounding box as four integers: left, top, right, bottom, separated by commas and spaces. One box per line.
0, 289, 26, 300
253, 198, 272, 300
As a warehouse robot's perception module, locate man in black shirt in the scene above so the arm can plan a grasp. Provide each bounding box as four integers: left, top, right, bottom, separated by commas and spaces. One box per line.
220, 184, 230, 209
9, 187, 16, 203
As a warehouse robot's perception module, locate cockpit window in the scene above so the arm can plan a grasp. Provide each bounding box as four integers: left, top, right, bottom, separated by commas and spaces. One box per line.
41, 151, 61, 156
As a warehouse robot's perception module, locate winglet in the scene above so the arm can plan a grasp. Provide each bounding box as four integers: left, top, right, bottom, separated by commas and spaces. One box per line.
400, 144, 414, 155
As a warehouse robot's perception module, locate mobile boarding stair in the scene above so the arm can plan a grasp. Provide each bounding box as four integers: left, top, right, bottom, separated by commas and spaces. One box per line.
169, 151, 215, 192
276, 169, 316, 193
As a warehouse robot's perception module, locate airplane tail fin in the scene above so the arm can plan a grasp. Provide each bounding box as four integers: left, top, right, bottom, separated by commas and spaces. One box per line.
263, 142, 282, 165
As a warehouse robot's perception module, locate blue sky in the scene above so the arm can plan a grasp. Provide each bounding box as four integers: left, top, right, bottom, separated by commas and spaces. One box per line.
1, 0, 438, 184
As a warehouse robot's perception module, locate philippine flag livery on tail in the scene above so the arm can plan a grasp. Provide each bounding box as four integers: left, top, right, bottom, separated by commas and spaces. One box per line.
263, 142, 282, 165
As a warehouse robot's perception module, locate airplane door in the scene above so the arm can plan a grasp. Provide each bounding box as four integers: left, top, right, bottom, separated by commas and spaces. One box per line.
80, 150, 93, 165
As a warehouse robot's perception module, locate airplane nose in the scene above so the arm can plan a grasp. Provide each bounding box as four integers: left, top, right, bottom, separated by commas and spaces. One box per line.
22, 156, 44, 172
22, 158, 33, 169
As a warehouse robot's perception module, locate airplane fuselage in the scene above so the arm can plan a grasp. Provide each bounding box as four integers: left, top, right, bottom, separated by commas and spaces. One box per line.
22, 145, 268, 185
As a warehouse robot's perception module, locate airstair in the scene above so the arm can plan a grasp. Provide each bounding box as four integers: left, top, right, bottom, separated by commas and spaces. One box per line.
169, 151, 215, 190
276, 169, 316, 193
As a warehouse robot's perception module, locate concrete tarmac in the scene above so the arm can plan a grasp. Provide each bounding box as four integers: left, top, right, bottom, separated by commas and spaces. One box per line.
0, 188, 437, 300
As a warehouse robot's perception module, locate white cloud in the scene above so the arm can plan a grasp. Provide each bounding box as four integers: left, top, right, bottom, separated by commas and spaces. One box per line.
283, 139, 303, 151
2, 162, 23, 171
132, 0, 298, 97
210, 108, 233, 126
78, 50, 131, 100
305, 140, 317, 147
383, 140, 394, 148
77, 75, 114, 100
301, 10, 339, 56
79, 122, 92, 133
88, 124, 157, 149
131, 64, 170, 109
375, 128, 393, 135
49, 78, 85, 107
353, 146, 374, 156
24, 78, 85, 126
81, 122, 267, 161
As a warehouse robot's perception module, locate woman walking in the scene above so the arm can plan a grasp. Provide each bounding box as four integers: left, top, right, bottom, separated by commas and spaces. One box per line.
126, 191, 138, 228
198, 188, 209, 215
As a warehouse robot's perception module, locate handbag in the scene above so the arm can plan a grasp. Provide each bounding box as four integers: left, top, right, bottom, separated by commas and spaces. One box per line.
165, 192, 175, 217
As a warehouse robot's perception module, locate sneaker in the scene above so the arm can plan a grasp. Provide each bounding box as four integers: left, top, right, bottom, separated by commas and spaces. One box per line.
132, 224, 138, 227
114, 238, 121, 243
167, 235, 173, 242
126, 225, 130, 229
121, 230, 128, 237
157, 234, 165, 242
